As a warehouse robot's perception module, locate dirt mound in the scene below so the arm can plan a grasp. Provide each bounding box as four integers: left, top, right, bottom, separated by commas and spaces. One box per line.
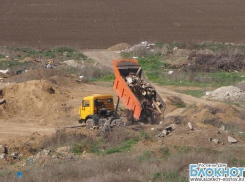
236, 80, 245, 91
183, 54, 245, 72
0, 80, 70, 121
108, 43, 131, 51
5, 69, 77, 86
173, 49, 191, 57
207, 86, 245, 103
7, 132, 44, 157
180, 103, 245, 129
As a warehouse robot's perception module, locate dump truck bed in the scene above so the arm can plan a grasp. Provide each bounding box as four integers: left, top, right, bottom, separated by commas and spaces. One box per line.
113, 59, 142, 119
113, 59, 165, 121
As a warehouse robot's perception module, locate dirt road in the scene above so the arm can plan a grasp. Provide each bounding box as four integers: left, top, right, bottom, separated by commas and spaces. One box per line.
0, 120, 54, 143
82, 50, 121, 68
1, 0, 245, 48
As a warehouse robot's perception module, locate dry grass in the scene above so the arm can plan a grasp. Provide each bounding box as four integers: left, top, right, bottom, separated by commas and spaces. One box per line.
41, 129, 87, 149
56, 65, 112, 81
102, 127, 135, 148
0, 149, 239, 182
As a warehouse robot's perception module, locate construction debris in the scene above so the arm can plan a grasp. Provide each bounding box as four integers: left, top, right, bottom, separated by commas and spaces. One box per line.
36, 149, 51, 158
162, 129, 168, 136
155, 133, 164, 138
183, 53, 245, 72
0, 69, 9, 74
166, 124, 176, 131
220, 125, 225, 131
114, 59, 165, 124
125, 70, 165, 121
0, 154, 6, 159
156, 123, 177, 138
228, 136, 238, 144
119, 41, 155, 56
207, 86, 245, 103
188, 122, 193, 130
212, 139, 220, 144
11, 152, 22, 160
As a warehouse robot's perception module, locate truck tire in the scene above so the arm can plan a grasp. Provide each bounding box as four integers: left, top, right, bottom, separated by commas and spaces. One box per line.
86, 118, 94, 129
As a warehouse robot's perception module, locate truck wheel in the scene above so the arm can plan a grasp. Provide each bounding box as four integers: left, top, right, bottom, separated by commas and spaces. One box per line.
86, 118, 94, 129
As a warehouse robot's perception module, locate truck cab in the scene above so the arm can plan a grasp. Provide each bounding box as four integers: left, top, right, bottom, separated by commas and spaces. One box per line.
79, 94, 114, 123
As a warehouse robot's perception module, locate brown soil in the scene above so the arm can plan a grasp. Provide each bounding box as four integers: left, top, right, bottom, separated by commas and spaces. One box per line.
1, 80, 69, 120
108, 43, 131, 51
1, 0, 245, 49
5, 69, 77, 86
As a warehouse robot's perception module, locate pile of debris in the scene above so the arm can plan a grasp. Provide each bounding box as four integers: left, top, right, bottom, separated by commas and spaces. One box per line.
119, 41, 155, 57
206, 86, 245, 103
155, 123, 177, 138
124, 69, 165, 122
0, 145, 22, 161
183, 53, 245, 72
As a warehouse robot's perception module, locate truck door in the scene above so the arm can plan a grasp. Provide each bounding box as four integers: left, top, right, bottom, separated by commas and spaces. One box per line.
80, 100, 92, 120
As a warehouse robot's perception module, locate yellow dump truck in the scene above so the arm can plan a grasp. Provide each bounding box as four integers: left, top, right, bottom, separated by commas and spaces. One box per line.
79, 94, 120, 128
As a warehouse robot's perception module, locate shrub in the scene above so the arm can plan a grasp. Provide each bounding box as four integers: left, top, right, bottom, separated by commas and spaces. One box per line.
41, 129, 87, 149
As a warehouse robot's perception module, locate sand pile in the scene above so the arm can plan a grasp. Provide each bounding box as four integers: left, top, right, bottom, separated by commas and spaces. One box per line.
0, 80, 70, 120
180, 103, 245, 128
208, 86, 245, 102
108, 43, 131, 51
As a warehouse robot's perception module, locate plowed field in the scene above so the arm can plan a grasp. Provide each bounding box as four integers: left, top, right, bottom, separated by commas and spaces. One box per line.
1, 0, 245, 48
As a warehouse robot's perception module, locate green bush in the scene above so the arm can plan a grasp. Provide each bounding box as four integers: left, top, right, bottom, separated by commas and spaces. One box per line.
55, 47, 75, 53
